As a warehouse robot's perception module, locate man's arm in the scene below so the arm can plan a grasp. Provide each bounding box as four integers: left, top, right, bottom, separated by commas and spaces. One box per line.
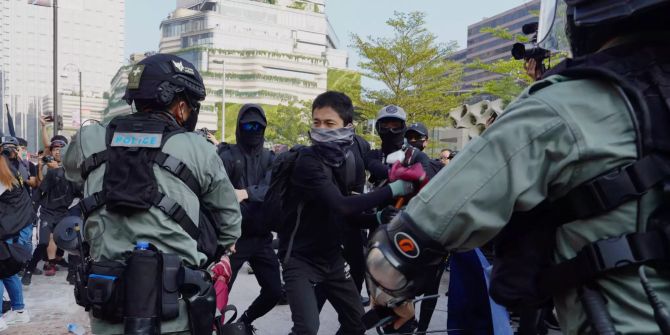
201, 149, 241, 249
40, 117, 51, 156
245, 150, 274, 202
405, 96, 581, 251
366, 149, 389, 182
62, 127, 88, 184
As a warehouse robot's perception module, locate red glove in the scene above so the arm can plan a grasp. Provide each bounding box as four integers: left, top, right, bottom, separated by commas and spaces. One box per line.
389, 161, 426, 184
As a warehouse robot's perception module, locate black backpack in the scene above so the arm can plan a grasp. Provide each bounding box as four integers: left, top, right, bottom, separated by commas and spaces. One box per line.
0, 163, 35, 240
0, 163, 35, 277
263, 145, 305, 233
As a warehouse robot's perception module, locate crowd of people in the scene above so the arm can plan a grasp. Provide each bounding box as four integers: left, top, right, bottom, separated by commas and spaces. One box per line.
0, 116, 83, 331
1, 1, 670, 334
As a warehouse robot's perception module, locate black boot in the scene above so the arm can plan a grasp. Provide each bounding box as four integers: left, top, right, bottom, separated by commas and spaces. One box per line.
21, 271, 32, 286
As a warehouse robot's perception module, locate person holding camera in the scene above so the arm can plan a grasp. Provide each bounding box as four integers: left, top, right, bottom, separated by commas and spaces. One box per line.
23, 139, 78, 284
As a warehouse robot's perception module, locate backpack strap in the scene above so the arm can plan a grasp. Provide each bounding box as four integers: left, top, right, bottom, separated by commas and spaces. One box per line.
539, 154, 670, 226
538, 224, 670, 297
79, 191, 200, 241
282, 202, 304, 264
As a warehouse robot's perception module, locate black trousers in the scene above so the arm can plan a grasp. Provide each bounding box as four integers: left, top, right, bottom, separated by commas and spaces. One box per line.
228, 235, 282, 322
341, 226, 367, 294
417, 260, 447, 332
283, 255, 365, 335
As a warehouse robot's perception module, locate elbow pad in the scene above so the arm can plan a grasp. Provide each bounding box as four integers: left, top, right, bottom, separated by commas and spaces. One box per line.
366, 211, 446, 305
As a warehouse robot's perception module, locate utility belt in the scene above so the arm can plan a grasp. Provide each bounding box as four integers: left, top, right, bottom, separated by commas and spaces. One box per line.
74, 244, 216, 335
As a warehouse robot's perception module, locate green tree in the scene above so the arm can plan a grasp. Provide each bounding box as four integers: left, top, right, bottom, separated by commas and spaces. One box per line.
264, 100, 311, 146
467, 26, 533, 105
351, 11, 466, 129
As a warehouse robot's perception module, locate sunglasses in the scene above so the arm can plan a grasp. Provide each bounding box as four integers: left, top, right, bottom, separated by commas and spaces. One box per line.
377, 125, 405, 135
241, 122, 264, 132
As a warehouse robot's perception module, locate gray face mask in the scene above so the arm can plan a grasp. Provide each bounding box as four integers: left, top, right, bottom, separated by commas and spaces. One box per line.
309, 126, 355, 145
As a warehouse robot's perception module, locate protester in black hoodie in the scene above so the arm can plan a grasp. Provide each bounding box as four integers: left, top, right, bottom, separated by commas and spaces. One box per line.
217, 104, 280, 328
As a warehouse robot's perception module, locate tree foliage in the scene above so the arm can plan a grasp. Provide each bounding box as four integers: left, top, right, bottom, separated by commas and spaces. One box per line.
351, 12, 466, 129
264, 101, 311, 146
467, 26, 533, 106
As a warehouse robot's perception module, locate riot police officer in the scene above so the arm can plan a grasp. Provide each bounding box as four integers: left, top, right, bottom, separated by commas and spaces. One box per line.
62, 53, 242, 334
365, 1, 670, 334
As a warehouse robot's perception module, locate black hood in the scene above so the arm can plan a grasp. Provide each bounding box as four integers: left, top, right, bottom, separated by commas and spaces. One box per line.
235, 104, 267, 150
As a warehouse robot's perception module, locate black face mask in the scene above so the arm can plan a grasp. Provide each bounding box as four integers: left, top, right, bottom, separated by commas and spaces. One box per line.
408, 140, 425, 152
380, 132, 405, 155
239, 130, 265, 148
182, 108, 199, 132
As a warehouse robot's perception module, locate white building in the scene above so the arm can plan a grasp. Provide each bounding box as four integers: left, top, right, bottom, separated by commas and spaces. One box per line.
0, 0, 124, 151
154, 0, 349, 132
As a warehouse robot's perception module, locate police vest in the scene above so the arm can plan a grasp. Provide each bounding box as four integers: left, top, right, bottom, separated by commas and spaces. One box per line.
490, 44, 670, 308
78, 112, 219, 264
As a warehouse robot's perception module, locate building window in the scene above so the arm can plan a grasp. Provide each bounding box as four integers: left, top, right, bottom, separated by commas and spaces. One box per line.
162, 17, 208, 38
182, 32, 214, 48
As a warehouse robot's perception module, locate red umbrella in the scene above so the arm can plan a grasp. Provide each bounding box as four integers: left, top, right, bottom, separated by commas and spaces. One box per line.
210, 255, 233, 323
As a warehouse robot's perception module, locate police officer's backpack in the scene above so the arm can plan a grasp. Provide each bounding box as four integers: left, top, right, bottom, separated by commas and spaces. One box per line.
489, 45, 670, 309
78, 112, 221, 264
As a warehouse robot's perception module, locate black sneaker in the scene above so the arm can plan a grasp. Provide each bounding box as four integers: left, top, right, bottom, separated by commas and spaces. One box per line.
21, 272, 32, 286
66, 270, 76, 285
32, 268, 43, 276
277, 288, 289, 305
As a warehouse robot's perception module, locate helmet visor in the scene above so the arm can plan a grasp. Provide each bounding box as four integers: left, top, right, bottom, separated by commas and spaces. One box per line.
538, 0, 570, 53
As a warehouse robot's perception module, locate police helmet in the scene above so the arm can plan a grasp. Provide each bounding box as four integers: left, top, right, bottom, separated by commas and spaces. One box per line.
538, 0, 669, 55
123, 54, 206, 111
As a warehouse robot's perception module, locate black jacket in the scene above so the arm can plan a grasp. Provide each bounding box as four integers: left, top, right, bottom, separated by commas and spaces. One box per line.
0, 158, 36, 238
218, 104, 274, 237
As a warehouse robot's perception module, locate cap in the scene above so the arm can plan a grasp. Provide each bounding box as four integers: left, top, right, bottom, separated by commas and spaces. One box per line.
239, 106, 267, 127
50, 139, 67, 149
406, 122, 428, 137
0, 136, 19, 147
376, 105, 407, 122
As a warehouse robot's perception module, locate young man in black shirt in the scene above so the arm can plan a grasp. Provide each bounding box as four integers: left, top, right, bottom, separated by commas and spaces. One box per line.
279, 91, 420, 335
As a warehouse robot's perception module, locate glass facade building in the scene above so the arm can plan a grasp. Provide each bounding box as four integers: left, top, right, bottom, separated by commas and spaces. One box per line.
450, 0, 540, 89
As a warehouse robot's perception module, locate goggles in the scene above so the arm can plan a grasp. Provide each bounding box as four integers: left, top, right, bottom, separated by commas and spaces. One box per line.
241, 122, 264, 132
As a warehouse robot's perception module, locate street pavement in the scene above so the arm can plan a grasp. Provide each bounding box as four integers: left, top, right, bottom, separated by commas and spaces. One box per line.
7, 263, 449, 335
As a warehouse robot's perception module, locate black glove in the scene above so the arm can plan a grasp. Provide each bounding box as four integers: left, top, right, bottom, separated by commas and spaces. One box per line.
376, 206, 400, 225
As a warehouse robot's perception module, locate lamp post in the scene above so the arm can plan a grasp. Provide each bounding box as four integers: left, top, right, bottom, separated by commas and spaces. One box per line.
52, 0, 58, 137
212, 59, 225, 142
61, 63, 82, 128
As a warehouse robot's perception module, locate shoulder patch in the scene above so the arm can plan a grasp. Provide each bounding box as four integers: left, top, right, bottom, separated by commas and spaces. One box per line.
127, 65, 145, 90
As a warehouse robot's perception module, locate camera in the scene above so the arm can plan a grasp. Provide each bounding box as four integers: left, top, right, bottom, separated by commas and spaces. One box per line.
42, 155, 55, 164
511, 22, 551, 61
